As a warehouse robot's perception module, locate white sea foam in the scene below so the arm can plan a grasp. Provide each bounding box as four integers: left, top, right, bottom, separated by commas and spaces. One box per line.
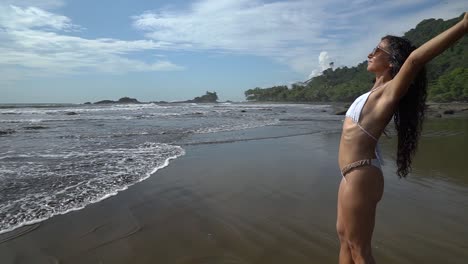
0, 116, 139, 123
0, 102, 315, 236
0, 104, 167, 116
192, 119, 280, 134
0, 143, 185, 235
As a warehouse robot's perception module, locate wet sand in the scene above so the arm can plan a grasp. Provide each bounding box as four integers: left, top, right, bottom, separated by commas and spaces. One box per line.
1, 118, 468, 264
332, 102, 468, 118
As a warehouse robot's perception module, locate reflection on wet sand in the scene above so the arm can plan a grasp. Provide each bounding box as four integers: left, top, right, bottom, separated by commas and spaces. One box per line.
0, 117, 467, 264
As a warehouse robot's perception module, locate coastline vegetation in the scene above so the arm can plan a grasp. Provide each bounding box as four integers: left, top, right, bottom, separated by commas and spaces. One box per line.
244, 14, 467, 103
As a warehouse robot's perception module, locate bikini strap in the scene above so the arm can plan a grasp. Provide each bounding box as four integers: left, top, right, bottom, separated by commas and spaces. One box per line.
356, 122, 378, 141
341, 159, 372, 177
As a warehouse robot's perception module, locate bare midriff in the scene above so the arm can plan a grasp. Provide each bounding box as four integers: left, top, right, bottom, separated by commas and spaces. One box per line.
338, 117, 381, 170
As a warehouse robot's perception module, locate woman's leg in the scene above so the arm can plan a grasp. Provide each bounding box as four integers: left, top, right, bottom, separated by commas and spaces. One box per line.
337, 166, 384, 264
337, 178, 355, 264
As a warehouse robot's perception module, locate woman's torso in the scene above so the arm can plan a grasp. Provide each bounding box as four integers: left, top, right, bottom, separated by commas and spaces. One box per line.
338, 84, 394, 169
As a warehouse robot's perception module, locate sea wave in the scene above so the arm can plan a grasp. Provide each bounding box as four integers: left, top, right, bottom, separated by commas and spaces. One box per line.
0, 142, 185, 235
0, 103, 166, 115
191, 119, 279, 134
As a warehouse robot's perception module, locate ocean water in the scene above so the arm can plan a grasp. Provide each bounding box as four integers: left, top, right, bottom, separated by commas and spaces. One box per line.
0, 102, 337, 234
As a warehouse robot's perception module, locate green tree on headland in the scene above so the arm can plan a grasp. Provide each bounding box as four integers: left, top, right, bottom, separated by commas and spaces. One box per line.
245, 14, 467, 102
245, 86, 289, 101
430, 67, 468, 101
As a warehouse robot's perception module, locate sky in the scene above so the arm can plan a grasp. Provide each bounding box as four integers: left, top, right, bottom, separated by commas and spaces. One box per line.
0, 0, 466, 103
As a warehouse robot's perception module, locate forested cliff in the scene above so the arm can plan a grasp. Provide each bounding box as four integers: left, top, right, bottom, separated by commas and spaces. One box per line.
245, 14, 467, 102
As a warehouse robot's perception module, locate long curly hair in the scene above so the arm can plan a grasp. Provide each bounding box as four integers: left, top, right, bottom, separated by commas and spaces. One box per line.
382, 35, 428, 178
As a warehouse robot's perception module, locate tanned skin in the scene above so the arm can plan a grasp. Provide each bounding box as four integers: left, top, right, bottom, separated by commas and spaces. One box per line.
336, 12, 468, 264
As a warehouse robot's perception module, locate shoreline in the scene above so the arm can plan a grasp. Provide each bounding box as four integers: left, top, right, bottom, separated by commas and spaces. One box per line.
0, 131, 343, 263
1, 107, 467, 264
0, 147, 186, 236
329, 101, 468, 118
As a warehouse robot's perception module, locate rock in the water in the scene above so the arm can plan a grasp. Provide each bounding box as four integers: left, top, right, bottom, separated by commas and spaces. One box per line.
94, 97, 141, 104
94, 100, 115, 104
0, 129, 15, 135
24, 126, 48, 130
443, 109, 455, 115
117, 97, 140, 104
65, 112, 78, 115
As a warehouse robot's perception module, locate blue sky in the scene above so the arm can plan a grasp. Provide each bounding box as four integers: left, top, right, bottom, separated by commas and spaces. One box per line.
0, 0, 466, 103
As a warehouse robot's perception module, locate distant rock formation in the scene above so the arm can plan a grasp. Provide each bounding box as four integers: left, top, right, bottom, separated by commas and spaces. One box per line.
89, 93, 218, 105
94, 100, 115, 104
187, 91, 218, 103
93, 97, 141, 104
117, 97, 140, 104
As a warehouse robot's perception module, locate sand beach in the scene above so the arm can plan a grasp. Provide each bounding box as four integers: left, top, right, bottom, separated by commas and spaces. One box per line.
1, 105, 467, 264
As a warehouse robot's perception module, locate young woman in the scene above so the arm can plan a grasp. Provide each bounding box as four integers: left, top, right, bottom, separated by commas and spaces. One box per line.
336, 13, 467, 264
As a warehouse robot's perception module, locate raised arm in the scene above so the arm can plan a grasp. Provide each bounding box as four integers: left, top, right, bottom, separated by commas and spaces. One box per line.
386, 12, 468, 100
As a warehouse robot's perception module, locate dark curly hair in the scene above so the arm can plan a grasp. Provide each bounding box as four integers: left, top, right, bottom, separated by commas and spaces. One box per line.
381, 35, 428, 178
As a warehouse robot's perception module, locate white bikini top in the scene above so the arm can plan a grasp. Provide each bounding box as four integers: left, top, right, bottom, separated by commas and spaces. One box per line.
345, 85, 385, 163
345, 85, 384, 141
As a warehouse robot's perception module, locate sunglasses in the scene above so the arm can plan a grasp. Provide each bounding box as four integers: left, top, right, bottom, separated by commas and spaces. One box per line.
370, 46, 391, 56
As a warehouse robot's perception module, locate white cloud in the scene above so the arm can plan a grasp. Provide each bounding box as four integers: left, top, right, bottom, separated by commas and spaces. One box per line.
0, 4, 183, 79
0, 5, 78, 31
1, 0, 465, 82
133, 0, 466, 80
0, 0, 65, 9
132, 0, 328, 59
306, 51, 333, 78
318, 52, 332, 71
